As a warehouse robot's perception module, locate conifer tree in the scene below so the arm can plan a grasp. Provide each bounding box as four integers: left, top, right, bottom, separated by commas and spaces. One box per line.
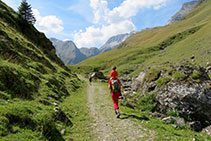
18, 0, 36, 24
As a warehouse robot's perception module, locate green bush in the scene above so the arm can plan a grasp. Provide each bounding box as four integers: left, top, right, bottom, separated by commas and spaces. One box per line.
144, 68, 162, 82
166, 110, 180, 117
173, 71, 187, 81
191, 70, 201, 80
156, 77, 172, 86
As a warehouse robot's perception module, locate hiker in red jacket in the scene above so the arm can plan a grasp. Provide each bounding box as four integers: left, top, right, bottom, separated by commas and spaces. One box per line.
108, 66, 121, 118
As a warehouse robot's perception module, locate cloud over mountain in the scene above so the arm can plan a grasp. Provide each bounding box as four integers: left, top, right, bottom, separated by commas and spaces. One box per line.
73, 0, 168, 48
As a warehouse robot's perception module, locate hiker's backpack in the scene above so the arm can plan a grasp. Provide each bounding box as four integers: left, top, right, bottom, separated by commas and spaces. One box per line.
111, 79, 120, 93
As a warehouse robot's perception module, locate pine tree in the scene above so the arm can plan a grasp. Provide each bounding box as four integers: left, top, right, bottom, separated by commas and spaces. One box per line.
18, 0, 36, 24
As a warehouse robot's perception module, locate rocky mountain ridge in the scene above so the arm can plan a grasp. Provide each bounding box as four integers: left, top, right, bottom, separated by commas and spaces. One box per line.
167, 1, 198, 25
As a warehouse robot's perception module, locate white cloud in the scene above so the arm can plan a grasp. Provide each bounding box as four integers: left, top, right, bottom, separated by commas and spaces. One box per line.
73, 20, 135, 48
73, 0, 168, 48
32, 8, 64, 34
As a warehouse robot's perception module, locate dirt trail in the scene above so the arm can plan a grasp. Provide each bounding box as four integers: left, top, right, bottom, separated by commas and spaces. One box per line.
86, 81, 154, 141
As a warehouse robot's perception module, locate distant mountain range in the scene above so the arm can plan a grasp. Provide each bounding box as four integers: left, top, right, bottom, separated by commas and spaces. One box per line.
167, 1, 198, 25
50, 32, 133, 65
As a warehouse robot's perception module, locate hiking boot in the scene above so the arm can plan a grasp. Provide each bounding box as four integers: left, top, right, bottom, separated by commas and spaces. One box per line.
116, 112, 120, 118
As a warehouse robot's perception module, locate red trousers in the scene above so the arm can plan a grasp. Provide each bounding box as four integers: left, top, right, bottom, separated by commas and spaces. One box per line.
111, 92, 120, 110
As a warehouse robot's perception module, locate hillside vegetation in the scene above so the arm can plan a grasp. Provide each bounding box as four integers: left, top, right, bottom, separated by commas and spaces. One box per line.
0, 1, 81, 140
71, 0, 211, 77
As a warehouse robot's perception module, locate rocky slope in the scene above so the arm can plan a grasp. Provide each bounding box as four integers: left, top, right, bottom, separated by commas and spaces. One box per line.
167, 1, 198, 25
121, 62, 211, 131
0, 1, 80, 140
99, 32, 133, 53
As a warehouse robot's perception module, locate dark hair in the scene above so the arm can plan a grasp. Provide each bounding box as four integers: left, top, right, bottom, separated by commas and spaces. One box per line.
112, 66, 116, 70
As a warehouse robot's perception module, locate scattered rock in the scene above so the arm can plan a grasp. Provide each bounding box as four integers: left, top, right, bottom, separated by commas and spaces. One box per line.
162, 117, 176, 124
54, 108, 72, 126
60, 129, 66, 135
190, 55, 195, 60
149, 112, 165, 119
207, 62, 211, 67
172, 124, 178, 128
202, 125, 211, 135
189, 121, 202, 132
53, 102, 58, 107
174, 117, 186, 127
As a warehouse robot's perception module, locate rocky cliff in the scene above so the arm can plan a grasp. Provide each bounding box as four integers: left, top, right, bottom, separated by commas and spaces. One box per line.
167, 1, 198, 25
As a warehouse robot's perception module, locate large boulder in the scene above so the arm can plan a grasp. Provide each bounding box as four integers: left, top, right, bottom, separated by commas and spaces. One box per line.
156, 82, 211, 124
131, 72, 146, 92
130, 64, 211, 127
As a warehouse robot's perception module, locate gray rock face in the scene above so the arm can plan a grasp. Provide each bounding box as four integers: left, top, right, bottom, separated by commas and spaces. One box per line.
167, 1, 198, 25
99, 32, 134, 53
162, 116, 185, 126
124, 64, 211, 129
156, 82, 211, 123
120, 78, 133, 93
132, 72, 146, 92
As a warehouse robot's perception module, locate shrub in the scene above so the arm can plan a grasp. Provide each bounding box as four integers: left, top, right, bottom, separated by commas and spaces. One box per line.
156, 77, 172, 87
191, 70, 201, 80
144, 68, 162, 82
173, 71, 187, 81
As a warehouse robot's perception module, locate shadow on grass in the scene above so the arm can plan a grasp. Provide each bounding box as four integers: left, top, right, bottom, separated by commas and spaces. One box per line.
119, 113, 149, 121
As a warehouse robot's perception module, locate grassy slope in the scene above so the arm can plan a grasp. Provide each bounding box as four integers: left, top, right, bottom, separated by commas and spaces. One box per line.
71, 0, 211, 77
0, 1, 85, 140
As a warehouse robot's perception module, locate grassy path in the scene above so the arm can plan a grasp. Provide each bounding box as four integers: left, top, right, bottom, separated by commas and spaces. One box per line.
86, 81, 154, 140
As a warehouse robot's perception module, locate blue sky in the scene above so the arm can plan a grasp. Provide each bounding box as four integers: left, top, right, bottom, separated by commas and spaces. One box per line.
2, 0, 195, 48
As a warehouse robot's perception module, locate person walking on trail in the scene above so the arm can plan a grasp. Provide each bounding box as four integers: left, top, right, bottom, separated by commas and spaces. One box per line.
108, 66, 122, 118
89, 76, 92, 85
